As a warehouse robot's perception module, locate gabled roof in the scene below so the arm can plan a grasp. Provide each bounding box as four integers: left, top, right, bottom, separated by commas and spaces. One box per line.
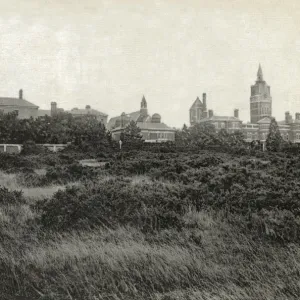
257, 116, 272, 124
190, 97, 203, 110
0, 97, 38, 108
107, 110, 142, 130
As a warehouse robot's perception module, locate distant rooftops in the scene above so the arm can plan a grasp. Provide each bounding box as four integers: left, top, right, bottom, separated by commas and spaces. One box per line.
0, 89, 38, 109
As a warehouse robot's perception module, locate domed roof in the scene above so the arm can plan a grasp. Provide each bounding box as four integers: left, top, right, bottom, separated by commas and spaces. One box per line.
152, 113, 161, 118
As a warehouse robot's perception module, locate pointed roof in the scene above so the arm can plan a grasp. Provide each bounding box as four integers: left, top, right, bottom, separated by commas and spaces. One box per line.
257, 63, 264, 81
141, 95, 147, 108
190, 97, 203, 110
257, 116, 272, 124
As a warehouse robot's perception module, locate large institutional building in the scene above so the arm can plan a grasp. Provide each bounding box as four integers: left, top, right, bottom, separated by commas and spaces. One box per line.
189, 65, 300, 144
107, 96, 176, 142
0, 89, 39, 119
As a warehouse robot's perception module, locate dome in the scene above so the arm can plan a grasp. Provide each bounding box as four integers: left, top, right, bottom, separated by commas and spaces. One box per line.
152, 113, 161, 123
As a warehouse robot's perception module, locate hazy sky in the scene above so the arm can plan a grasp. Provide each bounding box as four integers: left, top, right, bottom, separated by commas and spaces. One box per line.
0, 0, 300, 128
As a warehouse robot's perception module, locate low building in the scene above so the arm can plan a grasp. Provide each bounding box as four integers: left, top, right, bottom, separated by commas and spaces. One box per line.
38, 102, 108, 125
108, 96, 176, 142
0, 89, 39, 119
196, 108, 243, 133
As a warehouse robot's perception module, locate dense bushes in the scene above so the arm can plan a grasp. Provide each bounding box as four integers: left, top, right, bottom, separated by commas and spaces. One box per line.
30, 149, 300, 243
36, 179, 189, 232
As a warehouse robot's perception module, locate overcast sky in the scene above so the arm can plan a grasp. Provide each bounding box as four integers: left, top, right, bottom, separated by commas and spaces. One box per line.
0, 0, 300, 128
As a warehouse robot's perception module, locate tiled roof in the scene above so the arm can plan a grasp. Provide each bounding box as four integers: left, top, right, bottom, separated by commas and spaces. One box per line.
0, 97, 38, 108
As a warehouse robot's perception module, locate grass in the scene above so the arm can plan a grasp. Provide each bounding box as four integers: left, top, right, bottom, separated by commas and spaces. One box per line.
3, 212, 300, 299
0, 166, 300, 299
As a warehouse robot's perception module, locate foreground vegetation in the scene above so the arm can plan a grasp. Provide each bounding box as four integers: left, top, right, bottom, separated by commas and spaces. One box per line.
0, 146, 300, 300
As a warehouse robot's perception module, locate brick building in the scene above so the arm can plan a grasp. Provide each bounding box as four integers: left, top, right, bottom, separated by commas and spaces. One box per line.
108, 96, 176, 142
190, 65, 300, 145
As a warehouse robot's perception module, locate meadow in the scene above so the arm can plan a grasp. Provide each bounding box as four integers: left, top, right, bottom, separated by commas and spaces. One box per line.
0, 148, 300, 300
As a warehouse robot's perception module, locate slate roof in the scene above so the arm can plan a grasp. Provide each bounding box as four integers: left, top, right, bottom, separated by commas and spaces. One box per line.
0, 97, 38, 108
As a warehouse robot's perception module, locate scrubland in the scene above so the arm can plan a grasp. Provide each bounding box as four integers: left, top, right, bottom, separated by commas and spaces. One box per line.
0, 149, 300, 300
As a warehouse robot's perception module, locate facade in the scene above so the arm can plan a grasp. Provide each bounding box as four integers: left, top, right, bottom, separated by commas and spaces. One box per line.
189, 93, 207, 125
109, 96, 176, 142
189, 93, 242, 132
0, 89, 39, 119
243, 65, 300, 144
250, 64, 272, 123
189, 65, 300, 145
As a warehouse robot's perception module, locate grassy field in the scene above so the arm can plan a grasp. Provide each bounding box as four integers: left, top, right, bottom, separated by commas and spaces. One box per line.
0, 150, 300, 299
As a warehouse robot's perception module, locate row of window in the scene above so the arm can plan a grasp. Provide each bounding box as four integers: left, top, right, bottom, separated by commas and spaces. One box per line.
148, 132, 173, 140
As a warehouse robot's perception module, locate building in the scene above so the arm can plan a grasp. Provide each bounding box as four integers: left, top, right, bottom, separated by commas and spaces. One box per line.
243, 65, 300, 144
0, 89, 39, 119
108, 96, 176, 142
189, 64, 300, 146
250, 64, 272, 123
38, 102, 108, 125
189, 93, 242, 132
189, 93, 207, 125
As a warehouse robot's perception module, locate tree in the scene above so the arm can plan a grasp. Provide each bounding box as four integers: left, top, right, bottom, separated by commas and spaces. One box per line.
189, 122, 217, 147
122, 121, 144, 148
266, 118, 283, 152
175, 124, 191, 146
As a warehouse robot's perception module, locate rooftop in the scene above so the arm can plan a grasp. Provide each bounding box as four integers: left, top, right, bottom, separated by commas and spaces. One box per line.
0, 97, 38, 108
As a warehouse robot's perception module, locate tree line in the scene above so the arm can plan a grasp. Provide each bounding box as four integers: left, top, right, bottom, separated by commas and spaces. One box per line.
0, 111, 295, 153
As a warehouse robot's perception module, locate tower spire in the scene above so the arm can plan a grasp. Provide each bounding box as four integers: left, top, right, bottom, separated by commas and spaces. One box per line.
257, 63, 264, 81
141, 95, 147, 109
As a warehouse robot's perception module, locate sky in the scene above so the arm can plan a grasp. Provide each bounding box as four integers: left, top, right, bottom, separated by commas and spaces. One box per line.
0, 0, 300, 128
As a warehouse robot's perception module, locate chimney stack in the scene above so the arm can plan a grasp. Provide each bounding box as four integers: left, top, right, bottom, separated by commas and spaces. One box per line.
296, 113, 300, 121
19, 89, 23, 99
202, 93, 207, 110
234, 109, 239, 118
208, 109, 213, 118
51, 102, 57, 117
285, 111, 290, 124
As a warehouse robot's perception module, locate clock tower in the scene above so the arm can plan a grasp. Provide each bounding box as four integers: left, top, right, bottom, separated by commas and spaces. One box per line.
250, 64, 272, 123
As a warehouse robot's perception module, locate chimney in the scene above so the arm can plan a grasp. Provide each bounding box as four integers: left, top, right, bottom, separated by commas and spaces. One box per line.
51, 102, 57, 117
285, 111, 290, 124
208, 109, 213, 118
202, 93, 207, 110
234, 109, 239, 118
19, 89, 23, 99
296, 113, 300, 121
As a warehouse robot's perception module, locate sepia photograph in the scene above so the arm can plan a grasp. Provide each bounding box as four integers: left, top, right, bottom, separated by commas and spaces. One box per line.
0, 0, 300, 299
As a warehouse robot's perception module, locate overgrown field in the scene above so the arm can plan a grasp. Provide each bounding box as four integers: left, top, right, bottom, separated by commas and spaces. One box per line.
0, 149, 300, 300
